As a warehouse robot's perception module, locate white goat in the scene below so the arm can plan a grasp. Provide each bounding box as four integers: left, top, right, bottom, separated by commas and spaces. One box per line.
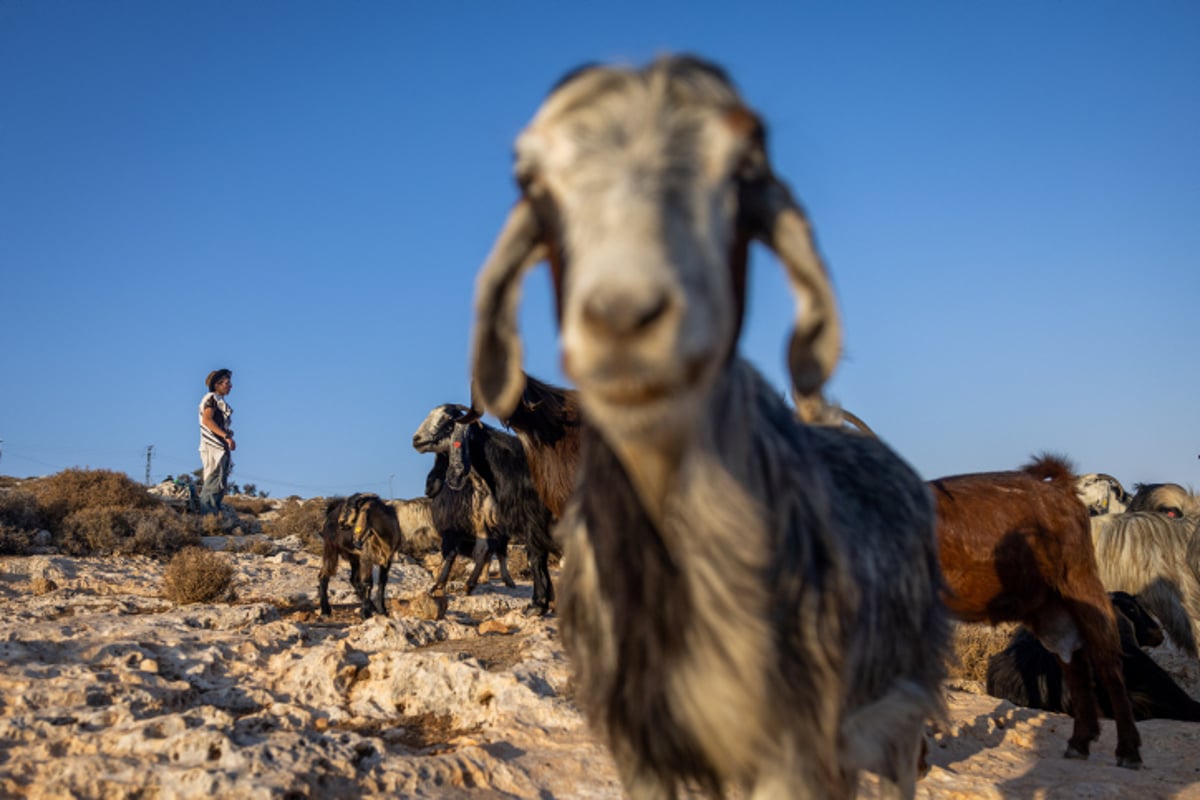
469, 55, 949, 799
1090, 511, 1200, 659
1076, 473, 1131, 516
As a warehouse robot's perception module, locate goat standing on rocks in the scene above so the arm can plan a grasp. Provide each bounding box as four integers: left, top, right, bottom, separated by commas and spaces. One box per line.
413, 404, 557, 612
317, 492, 405, 619
468, 55, 949, 799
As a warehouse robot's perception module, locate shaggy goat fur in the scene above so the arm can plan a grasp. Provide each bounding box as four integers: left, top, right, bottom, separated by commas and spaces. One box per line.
1128, 482, 1199, 519
468, 55, 949, 798
416, 422, 514, 597
413, 404, 557, 612
931, 455, 1142, 767
497, 373, 583, 519
387, 496, 441, 557
1090, 511, 1200, 658
987, 592, 1200, 721
318, 493, 406, 618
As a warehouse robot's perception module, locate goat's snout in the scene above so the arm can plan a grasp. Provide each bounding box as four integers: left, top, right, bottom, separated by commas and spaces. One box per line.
581, 282, 672, 339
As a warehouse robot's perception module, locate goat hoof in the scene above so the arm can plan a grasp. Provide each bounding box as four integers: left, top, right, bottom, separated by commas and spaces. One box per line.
523, 604, 550, 618
1063, 746, 1089, 761
1116, 755, 1143, 770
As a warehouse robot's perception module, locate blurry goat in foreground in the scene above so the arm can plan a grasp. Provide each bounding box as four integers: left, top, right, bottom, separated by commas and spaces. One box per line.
469, 54, 949, 799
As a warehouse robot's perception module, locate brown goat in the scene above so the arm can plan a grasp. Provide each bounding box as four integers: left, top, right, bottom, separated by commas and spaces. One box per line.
494, 373, 583, 520
932, 455, 1142, 768
318, 493, 405, 619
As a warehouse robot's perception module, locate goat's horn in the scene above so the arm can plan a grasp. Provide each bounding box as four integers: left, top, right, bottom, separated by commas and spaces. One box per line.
743, 176, 842, 401
471, 200, 545, 419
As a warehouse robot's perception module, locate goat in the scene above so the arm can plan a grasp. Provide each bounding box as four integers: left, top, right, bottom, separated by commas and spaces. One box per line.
468, 55, 949, 799
1128, 482, 1198, 518
1076, 473, 1131, 516
317, 492, 405, 619
931, 455, 1142, 767
387, 496, 441, 557
1090, 511, 1200, 658
986, 591, 1200, 721
413, 403, 556, 612
414, 409, 515, 597
492, 372, 583, 520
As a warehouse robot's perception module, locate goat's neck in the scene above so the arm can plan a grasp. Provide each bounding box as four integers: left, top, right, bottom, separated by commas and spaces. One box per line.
606, 358, 779, 528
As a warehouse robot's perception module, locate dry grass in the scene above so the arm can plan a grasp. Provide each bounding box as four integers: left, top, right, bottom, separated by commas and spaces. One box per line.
162, 546, 235, 604
225, 496, 274, 516
263, 497, 328, 553
59, 505, 201, 557
948, 621, 1018, 683
26, 469, 156, 530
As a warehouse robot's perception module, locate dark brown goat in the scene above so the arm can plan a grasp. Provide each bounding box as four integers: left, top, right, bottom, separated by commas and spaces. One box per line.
932, 455, 1142, 767
318, 493, 405, 619
495, 373, 583, 519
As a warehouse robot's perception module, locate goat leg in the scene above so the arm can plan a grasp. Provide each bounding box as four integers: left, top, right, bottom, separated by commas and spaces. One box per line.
373, 560, 392, 617
430, 553, 456, 595
317, 539, 339, 616
1059, 650, 1101, 760
317, 574, 333, 617
496, 544, 516, 588
465, 538, 492, 595
524, 546, 554, 616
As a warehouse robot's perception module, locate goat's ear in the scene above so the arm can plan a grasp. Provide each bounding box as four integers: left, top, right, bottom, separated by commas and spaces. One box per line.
742, 176, 842, 403
471, 200, 545, 419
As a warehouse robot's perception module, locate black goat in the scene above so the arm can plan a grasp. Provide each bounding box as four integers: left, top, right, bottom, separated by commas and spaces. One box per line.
317, 493, 405, 619
423, 441, 515, 596
413, 403, 556, 614
987, 591, 1200, 722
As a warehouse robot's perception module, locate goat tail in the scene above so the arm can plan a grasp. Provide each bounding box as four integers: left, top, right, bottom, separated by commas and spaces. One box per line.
1021, 453, 1076, 484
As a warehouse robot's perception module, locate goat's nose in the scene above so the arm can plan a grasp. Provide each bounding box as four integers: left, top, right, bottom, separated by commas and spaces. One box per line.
581, 285, 671, 338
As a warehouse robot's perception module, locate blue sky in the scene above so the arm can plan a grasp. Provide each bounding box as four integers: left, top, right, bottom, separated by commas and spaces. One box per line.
1, 2, 1196, 500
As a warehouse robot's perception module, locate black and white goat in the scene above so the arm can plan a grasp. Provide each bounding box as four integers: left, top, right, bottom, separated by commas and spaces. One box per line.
987, 591, 1200, 721
468, 55, 949, 798
412, 403, 556, 613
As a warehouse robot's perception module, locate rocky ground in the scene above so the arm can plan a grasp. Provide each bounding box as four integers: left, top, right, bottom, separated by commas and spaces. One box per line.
2, 534, 1199, 799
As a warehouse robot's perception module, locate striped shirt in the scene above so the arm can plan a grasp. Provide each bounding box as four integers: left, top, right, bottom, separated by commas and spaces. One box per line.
199, 392, 234, 451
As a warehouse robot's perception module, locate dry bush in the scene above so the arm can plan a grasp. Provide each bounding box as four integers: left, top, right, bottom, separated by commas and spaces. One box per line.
60, 505, 201, 557
27, 468, 156, 530
948, 621, 1018, 683
0, 489, 43, 555
225, 537, 276, 556
162, 546, 234, 604
263, 497, 328, 553
225, 496, 274, 516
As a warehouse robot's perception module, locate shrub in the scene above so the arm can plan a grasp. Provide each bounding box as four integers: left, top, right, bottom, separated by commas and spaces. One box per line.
27, 468, 155, 530
263, 497, 327, 554
59, 505, 202, 557
225, 496, 273, 516
162, 546, 234, 604
948, 622, 1018, 683
0, 489, 44, 554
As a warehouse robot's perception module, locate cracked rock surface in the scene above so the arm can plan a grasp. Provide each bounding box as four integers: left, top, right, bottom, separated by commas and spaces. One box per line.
2, 545, 1199, 798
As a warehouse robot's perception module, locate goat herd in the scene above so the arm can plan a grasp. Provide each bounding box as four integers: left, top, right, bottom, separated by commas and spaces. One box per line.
312, 56, 1199, 799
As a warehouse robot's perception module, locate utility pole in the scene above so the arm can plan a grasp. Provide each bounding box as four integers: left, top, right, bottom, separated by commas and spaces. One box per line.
145, 445, 154, 485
